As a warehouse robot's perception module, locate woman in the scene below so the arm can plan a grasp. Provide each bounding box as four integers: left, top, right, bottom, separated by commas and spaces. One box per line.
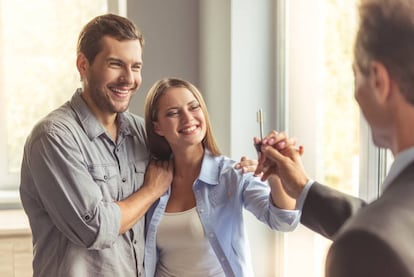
144, 78, 300, 277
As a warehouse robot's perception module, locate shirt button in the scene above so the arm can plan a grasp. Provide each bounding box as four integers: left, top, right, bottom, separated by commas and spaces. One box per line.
209, 233, 214, 238
122, 177, 126, 182
134, 240, 137, 244
138, 272, 142, 276
104, 175, 108, 180
220, 257, 225, 261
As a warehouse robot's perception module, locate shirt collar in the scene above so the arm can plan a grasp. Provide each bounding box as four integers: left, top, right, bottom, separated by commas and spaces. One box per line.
70, 88, 132, 140
382, 146, 414, 191
198, 150, 221, 186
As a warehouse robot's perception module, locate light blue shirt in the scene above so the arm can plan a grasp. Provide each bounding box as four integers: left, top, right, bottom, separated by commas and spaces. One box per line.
144, 150, 300, 277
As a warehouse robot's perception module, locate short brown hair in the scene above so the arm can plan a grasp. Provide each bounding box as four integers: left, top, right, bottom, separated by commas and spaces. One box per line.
77, 13, 144, 64
355, 0, 414, 104
144, 78, 221, 160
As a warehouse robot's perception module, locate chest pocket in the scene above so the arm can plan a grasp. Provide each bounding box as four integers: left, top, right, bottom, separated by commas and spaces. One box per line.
131, 160, 146, 192
89, 164, 120, 201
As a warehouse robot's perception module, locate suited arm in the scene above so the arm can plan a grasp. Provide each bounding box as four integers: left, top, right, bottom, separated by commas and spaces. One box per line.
301, 182, 366, 239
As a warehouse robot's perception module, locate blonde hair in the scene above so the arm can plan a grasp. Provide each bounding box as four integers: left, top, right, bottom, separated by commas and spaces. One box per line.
144, 78, 221, 160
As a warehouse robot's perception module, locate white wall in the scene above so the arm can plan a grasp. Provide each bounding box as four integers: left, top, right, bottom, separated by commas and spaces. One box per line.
127, 0, 200, 116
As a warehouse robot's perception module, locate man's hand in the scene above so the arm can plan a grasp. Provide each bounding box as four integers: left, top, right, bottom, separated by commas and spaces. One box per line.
142, 159, 174, 197
117, 159, 173, 234
255, 131, 309, 199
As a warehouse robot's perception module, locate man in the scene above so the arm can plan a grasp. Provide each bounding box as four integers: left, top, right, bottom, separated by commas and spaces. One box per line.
257, 0, 414, 276
19, 14, 173, 276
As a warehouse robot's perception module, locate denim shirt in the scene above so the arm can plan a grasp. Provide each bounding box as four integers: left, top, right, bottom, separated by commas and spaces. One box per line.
144, 150, 300, 277
20, 89, 149, 277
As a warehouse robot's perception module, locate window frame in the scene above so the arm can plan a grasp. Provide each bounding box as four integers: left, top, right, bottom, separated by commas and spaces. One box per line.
274, 0, 387, 276
0, 0, 126, 207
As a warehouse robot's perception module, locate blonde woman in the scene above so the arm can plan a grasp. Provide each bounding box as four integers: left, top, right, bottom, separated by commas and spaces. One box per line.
144, 77, 300, 277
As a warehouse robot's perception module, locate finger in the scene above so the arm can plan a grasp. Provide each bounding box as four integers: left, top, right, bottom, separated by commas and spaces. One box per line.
254, 152, 267, 176
235, 160, 243, 170
266, 132, 289, 149
261, 130, 279, 145
298, 145, 305, 156
241, 163, 258, 174
261, 169, 272, 181
262, 145, 286, 164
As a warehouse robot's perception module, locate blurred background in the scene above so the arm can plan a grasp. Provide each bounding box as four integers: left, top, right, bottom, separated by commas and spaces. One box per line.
0, 0, 392, 276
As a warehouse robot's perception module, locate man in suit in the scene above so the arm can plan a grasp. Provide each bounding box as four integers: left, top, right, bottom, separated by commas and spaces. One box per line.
255, 0, 414, 276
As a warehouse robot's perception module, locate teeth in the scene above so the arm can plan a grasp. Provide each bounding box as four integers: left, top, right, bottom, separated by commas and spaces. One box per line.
112, 88, 129, 94
181, 126, 197, 133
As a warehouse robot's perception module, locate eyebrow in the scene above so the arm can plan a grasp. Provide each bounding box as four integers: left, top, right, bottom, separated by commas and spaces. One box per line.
107, 57, 143, 66
164, 100, 199, 111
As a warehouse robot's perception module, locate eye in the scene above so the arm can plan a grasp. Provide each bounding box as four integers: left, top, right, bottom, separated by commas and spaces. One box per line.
132, 64, 142, 72
166, 110, 179, 117
190, 103, 200, 111
109, 61, 122, 68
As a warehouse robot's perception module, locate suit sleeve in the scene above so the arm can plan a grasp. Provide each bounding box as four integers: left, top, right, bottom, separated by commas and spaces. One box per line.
301, 182, 366, 239
325, 229, 410, 277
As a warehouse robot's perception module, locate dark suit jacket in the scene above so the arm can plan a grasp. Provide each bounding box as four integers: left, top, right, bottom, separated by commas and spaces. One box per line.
301, 161, 414, 277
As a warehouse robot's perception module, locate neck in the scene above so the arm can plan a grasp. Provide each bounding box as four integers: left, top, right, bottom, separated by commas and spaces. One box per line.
173, 145, 204, 178
389, 99, 414, 155
81, 90, 118, 141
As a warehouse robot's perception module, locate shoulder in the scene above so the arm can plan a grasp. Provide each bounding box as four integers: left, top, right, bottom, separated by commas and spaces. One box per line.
203, 151, 236, 170
28, 102, 76, 141
123, 111, 145, 126
327, 193, 414, 277
199, 152, 242, 184
327, 227, 410, 277
122, 112, 146, 137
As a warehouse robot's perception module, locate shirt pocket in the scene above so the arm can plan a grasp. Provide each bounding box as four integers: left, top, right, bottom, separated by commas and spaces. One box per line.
89, 164, 120, 201
132, 160, 146, 192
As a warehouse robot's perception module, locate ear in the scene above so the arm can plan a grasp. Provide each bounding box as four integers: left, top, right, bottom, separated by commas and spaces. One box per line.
153, 121, 164, 136
370, 61, 392, 104
76, 53, 89, 81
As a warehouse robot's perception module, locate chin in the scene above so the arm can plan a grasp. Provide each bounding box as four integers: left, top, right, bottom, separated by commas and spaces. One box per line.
371, 132, 390, 149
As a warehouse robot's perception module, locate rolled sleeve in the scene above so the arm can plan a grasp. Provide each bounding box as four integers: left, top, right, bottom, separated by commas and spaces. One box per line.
242, 175, 301, 232
88, 201, 121, 249
268, 201, 301, 231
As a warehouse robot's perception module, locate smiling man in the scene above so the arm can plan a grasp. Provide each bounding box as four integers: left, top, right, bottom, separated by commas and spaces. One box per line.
20, 14, 173, 277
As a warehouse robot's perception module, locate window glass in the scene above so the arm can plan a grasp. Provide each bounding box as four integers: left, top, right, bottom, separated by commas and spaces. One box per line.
282, 0, 360, 276
0, 0, 107, 191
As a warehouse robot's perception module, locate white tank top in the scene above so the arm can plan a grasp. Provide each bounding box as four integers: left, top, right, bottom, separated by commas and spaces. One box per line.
155, 207, 225, 277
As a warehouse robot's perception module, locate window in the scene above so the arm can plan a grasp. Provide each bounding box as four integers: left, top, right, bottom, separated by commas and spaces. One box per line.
275, 0, 388, 276
0, 0, 114, 205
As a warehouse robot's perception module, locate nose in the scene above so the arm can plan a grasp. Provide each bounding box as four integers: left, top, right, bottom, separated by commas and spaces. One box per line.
119, 68, 134, 84
181, 109, 193, 122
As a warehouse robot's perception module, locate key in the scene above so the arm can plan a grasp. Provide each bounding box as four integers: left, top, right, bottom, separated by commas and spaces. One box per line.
254, 109, 264, 152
